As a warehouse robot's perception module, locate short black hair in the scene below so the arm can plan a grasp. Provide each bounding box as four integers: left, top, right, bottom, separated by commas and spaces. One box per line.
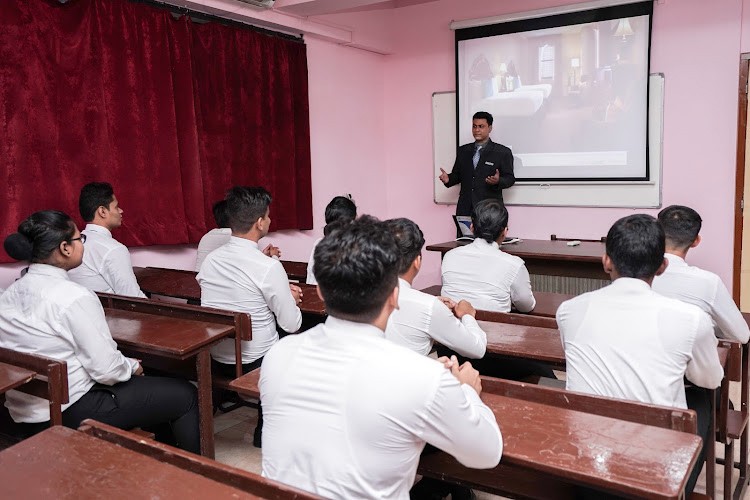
313, 215, 399, 323
384, 218, 424, 275
224, 186, 272, 234
11, 210, 76, 263
322, 218, 351, 237
472, 199, 508, 243
324, 196, 357, 225
212, 200, 229, 228
472, 111, 493, 126
657, 205, 702, 250
79, 182, 115, 222
606, 214, 665, 279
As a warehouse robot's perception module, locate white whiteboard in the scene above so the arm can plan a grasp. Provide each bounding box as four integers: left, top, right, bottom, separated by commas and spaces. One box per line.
432, 73, 664, 208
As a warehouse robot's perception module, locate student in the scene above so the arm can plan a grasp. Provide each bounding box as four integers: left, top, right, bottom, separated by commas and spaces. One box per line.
197, 186, 302, 446
441, 198, 535, 313
0, 210, 200, 453
557, 214, 723, 494
306, 195, 356, 285
195, 198, 281, 272
260, 216, 502, 499
384, 217, 486, 358
652, 205, 749, 343
67, 182, 145, 298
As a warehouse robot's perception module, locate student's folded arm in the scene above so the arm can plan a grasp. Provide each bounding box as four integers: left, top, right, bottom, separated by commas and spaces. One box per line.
428, 300, 486, 358
263, 264, 302, 333
686, 313, 724, 390
711, 279, 750, 344
418, 370, 502, 469
104, 246, 147, 299
64, 294, 135, 385
510, 265, 535, 313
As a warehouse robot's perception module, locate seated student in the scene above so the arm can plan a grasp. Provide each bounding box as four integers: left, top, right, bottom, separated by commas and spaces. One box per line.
197, 186, 302, 446
652, 205, 749, 343
557, 214, 724, 495
67, 182, 145, 298
0, 211, 200, 453
306, 195, 356, 285
194, 198, 281, 272
384, 217, 487, 358
260, 216, 502, 499
441, 199, 535, 313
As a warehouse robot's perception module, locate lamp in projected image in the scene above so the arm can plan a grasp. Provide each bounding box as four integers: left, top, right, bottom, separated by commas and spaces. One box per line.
614, 18, 634, 41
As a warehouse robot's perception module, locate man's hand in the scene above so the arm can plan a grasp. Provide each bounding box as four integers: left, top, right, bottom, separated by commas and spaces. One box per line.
437, 296, 456, 310
290, 284, 303, 305
485, 169, 500, 185
451, 361, 482, 395
453, 299, 476, 319
263, 243, 281, 258
438, 168, 449, 184
436, 355, 458, 370
134, 362, 144, 376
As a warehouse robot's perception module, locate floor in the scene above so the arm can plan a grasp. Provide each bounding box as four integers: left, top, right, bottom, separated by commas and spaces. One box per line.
212, 380, 748, 499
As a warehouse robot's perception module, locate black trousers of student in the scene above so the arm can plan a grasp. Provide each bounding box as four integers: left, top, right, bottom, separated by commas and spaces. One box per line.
16, 375, 200, 454
435, 346, 556, 382
213, 357, 264, 446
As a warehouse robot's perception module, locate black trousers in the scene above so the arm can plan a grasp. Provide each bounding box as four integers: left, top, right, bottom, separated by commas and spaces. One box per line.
16, 375, 200, 454
213, 357, 264, 446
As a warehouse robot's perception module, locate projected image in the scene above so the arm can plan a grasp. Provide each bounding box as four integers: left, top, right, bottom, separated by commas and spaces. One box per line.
457, 13, 651, 181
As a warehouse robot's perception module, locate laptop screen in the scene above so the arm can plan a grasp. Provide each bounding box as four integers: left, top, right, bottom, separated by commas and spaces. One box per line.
453, 215, 473, 238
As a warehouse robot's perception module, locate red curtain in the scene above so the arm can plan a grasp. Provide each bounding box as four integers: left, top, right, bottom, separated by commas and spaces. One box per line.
0, 0, 312, 261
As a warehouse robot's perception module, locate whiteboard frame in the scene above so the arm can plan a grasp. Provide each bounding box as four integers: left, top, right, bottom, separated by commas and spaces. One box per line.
432, 73, 664, 208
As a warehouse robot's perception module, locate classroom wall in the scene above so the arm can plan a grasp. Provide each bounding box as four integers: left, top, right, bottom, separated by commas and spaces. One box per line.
1, 0, 747, 292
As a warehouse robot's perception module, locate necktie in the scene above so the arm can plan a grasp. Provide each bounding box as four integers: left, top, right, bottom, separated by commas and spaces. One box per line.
473, 145, 482, 169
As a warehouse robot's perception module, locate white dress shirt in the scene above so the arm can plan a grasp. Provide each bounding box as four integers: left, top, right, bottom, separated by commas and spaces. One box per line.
652, 253, 749, 343
67, 224, 145, 298
0, 264, 137, 423
260, 316, 502, 499
386, 278, 487, 358
557, 278, 724, 409
305, 237, 322, 285
194, 228, 231, 272
197, 237, 301, 365
441, 239, 535, 313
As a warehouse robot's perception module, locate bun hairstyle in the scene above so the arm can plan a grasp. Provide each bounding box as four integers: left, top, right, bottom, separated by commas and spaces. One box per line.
9, 210, 76, 263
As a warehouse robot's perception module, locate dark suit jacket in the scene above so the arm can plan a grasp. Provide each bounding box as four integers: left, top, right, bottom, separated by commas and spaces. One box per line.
443, 140, 515, 216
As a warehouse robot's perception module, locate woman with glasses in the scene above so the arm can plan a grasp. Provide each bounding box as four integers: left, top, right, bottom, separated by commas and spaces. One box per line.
0, 210, 200, 453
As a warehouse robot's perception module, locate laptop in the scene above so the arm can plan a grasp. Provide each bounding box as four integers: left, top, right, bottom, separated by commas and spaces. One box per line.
452, 215, 520, 244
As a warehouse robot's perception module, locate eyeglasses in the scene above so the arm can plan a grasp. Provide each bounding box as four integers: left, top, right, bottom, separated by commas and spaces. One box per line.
69, 234, 87, 244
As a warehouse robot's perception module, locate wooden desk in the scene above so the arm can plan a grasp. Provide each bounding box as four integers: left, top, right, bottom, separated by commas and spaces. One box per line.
0, 424, 319, 499
230, 367, 261, 399
282, 260, 308, 283
133, 267, 326, 317
0, 363, 35, 395
104, 307, 234, 458
426, 239, 609, 293
478, 321, 564, 366
420, 285, 571, 319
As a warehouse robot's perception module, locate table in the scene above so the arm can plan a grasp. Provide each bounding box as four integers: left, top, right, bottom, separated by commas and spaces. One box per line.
105, 308, 234, 458
282, 260, 308, 282
426, 239, 609, 293
0, 362, 35, 395
420, 285, 572, 319
478, 320, 564, 365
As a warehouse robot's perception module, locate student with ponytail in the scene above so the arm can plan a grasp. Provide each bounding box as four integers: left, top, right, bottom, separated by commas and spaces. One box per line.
0, 210, 200, 453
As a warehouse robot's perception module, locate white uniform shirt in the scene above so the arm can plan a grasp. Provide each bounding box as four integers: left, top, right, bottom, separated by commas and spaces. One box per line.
260, 316, 502, 499
194, 228, 231, 272
652, 253, 750, 343
305, 237, 322, 285
0, 264, 137, 423
67, 224, 145, 298
197, 237, 301, 365
441, 239, 535, 313
386, 278, 487, 358
557, 278, 724, 409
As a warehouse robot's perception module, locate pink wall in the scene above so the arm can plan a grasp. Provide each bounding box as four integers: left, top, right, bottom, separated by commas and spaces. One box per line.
2, 0, 748, 292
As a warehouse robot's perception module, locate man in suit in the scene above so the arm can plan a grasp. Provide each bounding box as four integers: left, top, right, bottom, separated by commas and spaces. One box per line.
439, 111, 515, 217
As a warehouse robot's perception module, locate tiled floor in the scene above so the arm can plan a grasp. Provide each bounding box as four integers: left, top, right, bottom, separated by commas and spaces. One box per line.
213, 382, 748, 499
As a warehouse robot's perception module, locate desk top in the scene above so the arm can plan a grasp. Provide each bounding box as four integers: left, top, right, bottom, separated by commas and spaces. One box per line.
420, 285, 570, 319
0, 362, 35, 394
298, 283, 326, 316
105, 308, 234, 358
230, 367, 261, 399
282, 260, 308, 282
478, 321, 564, 364
426, 239, 605, 263
0, 426, 260, 499
483, 391, 700, 499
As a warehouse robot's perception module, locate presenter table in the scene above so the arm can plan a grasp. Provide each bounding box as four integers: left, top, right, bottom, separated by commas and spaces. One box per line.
426, 239, 609, 294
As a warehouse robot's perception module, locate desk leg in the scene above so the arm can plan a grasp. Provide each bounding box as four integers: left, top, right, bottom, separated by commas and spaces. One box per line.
195, 350, 215, 458
707, 388, 716, 499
